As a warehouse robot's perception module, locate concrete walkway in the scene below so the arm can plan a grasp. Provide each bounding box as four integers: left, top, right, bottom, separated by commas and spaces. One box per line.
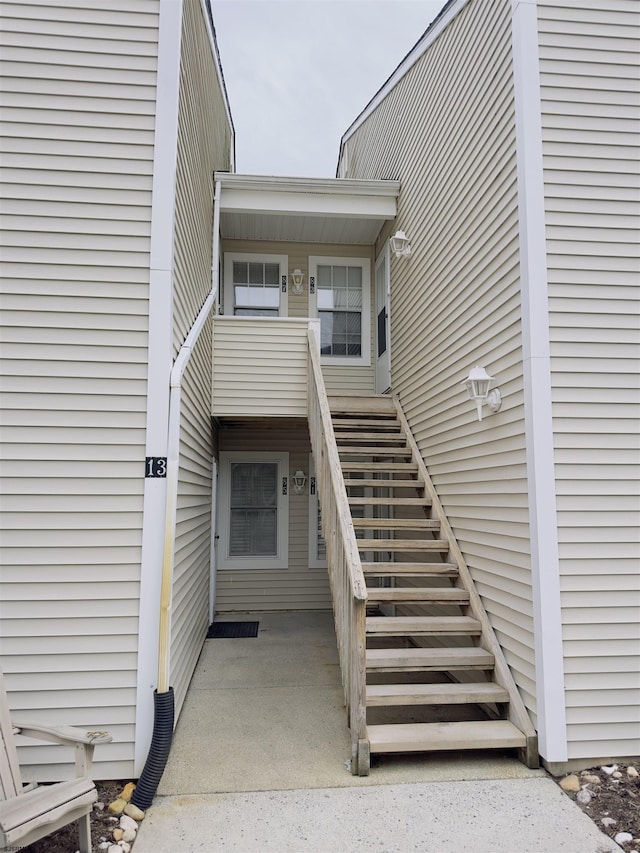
135, 612, 620, 852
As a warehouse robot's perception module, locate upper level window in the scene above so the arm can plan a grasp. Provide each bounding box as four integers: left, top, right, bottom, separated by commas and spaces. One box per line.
309, 256, 371, 366
223, 253, 288, 317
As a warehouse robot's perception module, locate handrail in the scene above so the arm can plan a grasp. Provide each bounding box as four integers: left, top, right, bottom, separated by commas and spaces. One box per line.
307, 326, 368, 773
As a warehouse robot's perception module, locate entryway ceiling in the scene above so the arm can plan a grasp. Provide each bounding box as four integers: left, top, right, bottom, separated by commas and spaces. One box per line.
215, 172, 400, 245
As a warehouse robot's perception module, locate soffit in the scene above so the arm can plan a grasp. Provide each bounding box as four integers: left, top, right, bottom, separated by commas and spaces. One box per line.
215, 173, 400, 245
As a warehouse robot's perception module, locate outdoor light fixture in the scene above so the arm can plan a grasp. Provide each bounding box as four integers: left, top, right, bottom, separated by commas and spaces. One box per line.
390, 230, 411, 259
292, 470, 307, 494
290, 269, 305, 295
462, 366, 502, 422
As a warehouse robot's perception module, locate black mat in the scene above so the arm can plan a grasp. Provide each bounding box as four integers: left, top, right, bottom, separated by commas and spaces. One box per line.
207, 621, 259, 639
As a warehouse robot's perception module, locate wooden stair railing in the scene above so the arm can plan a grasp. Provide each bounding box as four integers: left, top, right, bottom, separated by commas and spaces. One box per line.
322, 391, 538, 774
307, 330, 369, 775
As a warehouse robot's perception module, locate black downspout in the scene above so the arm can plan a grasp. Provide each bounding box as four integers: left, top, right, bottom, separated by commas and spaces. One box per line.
130, 688, 174, 810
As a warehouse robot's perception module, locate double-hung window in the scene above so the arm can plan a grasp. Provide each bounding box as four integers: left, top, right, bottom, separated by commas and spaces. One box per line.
309, 257, 370, 366
223, 252, 288, 317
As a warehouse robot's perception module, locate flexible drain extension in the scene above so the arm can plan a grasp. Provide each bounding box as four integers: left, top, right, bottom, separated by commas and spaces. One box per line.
131, 688, 174, 810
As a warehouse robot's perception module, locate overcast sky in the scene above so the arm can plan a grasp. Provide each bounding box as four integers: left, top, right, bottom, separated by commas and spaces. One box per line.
210, 1, 444, 178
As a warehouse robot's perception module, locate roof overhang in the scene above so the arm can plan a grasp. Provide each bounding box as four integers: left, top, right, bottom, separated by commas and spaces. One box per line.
214, 173, 400, 245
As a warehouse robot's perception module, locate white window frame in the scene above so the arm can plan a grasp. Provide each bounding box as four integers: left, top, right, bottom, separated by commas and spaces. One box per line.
223, 252, 289, 317
307, 453, 327, 569
218, 451, 289, 570
309, 256, 371, 366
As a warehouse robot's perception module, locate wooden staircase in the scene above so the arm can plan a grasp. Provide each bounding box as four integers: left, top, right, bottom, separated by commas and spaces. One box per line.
327, 394, 538, 773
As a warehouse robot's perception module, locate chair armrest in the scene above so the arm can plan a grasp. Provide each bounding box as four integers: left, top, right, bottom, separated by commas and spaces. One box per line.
12, 722, 112, 777
12, 721, 112, 748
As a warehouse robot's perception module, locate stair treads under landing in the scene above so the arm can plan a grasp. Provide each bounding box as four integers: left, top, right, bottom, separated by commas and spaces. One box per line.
207, 621, 259, 638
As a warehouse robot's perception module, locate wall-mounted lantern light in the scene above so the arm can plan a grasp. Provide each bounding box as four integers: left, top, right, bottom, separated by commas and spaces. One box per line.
290, 269, 305, 295
292, 470, 307, 494
462, 366, 502, 421
390, 230, 411, 259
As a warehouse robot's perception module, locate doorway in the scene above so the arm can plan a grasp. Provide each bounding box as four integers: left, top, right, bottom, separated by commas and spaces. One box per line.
375, 246, 391, 393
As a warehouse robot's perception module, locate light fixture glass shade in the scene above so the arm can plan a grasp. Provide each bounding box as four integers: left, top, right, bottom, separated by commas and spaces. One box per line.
290, 269, 305, 295
390, 230, 411, 258
462, 366, 500, 421
292, 470, 307, 493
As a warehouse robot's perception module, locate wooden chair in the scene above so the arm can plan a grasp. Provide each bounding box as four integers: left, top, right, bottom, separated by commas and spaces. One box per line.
0, 670, 112, 853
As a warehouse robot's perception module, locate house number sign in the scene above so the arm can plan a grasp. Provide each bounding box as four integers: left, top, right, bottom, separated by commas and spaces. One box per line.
145, 457, 167, 478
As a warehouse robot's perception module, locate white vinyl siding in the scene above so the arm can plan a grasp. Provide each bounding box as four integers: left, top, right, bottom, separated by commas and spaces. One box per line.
538, 0, 640, 761
214, 423, 332, 611
340, 0, 537, 721
172, 0, 233, 355
169, 318, 214, 718
212, 317, 309, 417
0, 0, 159, 781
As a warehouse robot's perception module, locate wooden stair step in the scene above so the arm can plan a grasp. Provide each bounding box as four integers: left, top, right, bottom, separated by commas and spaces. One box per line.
362, 562, 458, 577
344, 478, 425, 489
365, 588, 470, 603
357, 538, 449, 551
367, 647, 494, 672
352, 518, 439, 530
366, 682, 511, 707
339, 447, 413, 457
341, 462, 418, 472
328, 396, 396, 414
367, 720, 526, 754
366, 616, 481, 636
332, 418, 402, 429
348, 497, 427, 506
336, 432, 406, 442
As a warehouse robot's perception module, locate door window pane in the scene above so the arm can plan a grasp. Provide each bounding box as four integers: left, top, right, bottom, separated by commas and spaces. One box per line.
229, 463, 277, 556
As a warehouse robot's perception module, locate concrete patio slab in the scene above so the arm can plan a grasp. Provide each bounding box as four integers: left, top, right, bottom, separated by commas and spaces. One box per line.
138, 612, 619, 852
136, 777, 621, 853
158, 611, 545, 796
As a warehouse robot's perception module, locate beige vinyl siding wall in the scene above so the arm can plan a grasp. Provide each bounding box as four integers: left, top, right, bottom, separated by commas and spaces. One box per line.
0, 0, 159, 780
220, 239, 375, 393
168, 0, 233, 718
214, 421, 332, 611
538, 0, 640, 760
212, 317, 309, 417
169, 319, 214, 717
342, 0, 538, 720
172, 0, 232, 355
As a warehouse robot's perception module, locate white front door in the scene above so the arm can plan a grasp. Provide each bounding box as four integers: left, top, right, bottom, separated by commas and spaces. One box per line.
375, 247, 391, 393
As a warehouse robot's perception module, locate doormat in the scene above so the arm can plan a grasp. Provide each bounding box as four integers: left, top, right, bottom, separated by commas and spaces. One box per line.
207, 621, 259, 639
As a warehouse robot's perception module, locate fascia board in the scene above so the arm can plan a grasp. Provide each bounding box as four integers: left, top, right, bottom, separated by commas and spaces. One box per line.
214, 172, 400, 198
219, 187, 397, 220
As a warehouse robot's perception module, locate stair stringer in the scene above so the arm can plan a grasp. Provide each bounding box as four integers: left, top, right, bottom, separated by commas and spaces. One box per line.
393, 397, 539, 768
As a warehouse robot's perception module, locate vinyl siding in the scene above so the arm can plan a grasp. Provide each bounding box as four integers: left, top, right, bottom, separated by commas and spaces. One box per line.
172, 0, 232, 356
219, 239, 376, 393
168, 0, 233, 718
538, 0, 640, 761
0, 0, 159, 780
214, 421, 333, 611
212, 317, 310, 417
341, 0, 537, 720
169, 319, 214, 717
